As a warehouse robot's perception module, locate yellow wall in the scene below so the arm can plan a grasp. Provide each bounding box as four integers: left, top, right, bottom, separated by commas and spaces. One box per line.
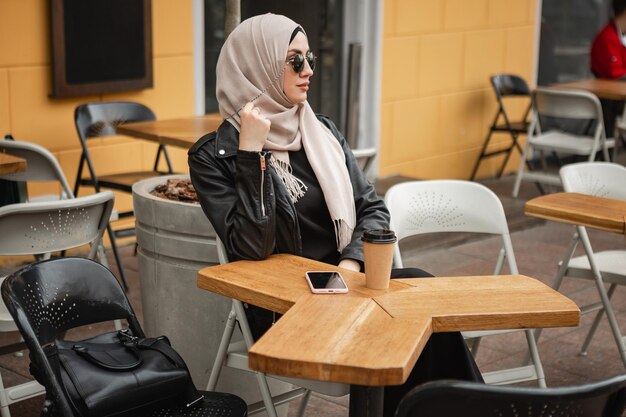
0, 0, 195, 213
380, 0, 537, 179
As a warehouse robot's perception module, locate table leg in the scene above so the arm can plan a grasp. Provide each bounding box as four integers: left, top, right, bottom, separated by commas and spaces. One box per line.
349, 385, 384, 417
0, 180, 27, 207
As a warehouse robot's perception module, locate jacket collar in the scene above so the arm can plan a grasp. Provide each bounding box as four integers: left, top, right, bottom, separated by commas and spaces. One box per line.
214, 120, 240, 159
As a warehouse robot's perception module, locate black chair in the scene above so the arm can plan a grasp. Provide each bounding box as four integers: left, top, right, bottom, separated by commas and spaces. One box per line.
470, 74, 532, 181
395, 377, 626, 417
1, 257, 247, 417
73, 101, 174, 291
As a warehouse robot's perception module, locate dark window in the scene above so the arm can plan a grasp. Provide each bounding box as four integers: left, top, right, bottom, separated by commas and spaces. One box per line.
50, 0, 153, 98
204, 0, 343, 122
538, 0, 611, 85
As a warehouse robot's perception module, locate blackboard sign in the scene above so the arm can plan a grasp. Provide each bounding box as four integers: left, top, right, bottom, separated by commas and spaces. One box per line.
50, 0, 153, 98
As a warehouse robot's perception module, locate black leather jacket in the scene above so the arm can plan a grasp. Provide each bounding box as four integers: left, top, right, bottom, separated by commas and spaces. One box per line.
187, 115, 389, 265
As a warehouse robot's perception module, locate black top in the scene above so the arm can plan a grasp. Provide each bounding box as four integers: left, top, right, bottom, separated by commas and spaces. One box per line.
289, 148, 340, 265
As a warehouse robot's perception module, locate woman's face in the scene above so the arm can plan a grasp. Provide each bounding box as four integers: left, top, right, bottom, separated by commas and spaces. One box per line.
283, 32, 314, 104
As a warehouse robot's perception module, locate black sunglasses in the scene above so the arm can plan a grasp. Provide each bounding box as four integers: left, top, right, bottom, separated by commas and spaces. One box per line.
286, 51, 316, 73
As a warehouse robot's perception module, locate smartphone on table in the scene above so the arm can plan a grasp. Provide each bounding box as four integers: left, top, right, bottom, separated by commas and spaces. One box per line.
305, 271, 349, 294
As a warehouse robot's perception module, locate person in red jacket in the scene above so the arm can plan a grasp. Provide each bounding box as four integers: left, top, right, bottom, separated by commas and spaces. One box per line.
591, 0, 626, 79
591, 0, 626, 136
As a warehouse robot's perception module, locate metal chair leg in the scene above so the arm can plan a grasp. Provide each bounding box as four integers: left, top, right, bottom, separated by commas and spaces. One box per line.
470, 130, 495, 181
525, 329, 546, 388
578, 226, 626, 369
512, 140, 530, 198
295, 389, 312, 417
533, 231, 579, 348
580, 283, 617, 355
207, 306, 237, 391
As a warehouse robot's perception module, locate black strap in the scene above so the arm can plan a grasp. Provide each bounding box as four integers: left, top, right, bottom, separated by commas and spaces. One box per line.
72, 343, 143, 371
42, 344, 85, 415
136, 336, 180, 366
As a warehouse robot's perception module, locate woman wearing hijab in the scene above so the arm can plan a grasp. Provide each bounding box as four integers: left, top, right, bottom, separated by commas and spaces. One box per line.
188, 13, 482, 416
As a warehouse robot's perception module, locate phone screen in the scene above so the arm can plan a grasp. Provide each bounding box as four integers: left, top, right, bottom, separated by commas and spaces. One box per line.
306, 272, 347, 290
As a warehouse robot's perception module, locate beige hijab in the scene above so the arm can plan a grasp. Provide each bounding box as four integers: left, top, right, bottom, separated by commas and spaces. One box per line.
216, 13, 356, 252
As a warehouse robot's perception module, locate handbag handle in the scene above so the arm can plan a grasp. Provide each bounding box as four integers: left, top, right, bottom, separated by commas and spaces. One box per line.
72, 344, 143, 371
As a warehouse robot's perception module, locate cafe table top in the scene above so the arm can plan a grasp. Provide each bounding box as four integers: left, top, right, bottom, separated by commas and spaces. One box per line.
551, 78, 626, 101
525, 192, 626, 235
197, 254, 580, 386
0, 153, 26, 175
117, 113, 223, 149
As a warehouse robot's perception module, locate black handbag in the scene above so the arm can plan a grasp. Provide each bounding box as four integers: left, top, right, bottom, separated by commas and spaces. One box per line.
40, 329, 203, 417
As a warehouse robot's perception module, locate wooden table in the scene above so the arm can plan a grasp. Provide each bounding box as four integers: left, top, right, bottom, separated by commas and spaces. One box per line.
552, 78, 626, 101
198, 254, 579, 416
117, 113, 223, 149
526, 192, 626, 235
0, 153, 26, 175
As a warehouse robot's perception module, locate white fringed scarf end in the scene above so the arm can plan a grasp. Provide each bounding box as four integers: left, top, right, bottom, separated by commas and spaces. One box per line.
269, 156, 308, 203
334, 219, 354, 253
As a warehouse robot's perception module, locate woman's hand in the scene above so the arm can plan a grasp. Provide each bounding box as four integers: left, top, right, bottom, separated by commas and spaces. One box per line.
239, 102, 271, 152
338, 258, 361, 272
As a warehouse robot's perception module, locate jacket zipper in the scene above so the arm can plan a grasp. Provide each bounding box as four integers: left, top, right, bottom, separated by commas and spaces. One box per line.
259, 151, 267, 217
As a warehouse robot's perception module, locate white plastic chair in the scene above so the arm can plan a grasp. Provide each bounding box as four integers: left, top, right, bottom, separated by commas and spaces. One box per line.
512, 88, 614, 198
207, 238, 350, 417
551, 162, 626, 367
0, 139, 73, 201
385, 180, 546, 387
0, 139, 119, 274
0, 191, 114, 417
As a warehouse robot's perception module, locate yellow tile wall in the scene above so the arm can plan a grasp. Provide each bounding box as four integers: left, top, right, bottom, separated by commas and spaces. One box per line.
381, 0, 537, 179
0, 69, 9, 134
444, 0, 488, 30
0, 0, 195, 215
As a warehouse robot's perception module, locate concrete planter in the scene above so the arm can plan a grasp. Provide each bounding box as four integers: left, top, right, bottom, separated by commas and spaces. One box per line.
133, 175, 290, 415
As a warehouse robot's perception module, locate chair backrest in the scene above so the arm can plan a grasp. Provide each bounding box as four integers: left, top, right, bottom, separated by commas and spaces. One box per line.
560, 162, 626, 201
2, 257, 139, 345
384, 180, 517, 273
491, 74, 531, 99
395, 377, 626, 417
351, 147, 377, 175
532, 87, 603, 122
0, 191, 114, 258
74, 101, 156, 142
1, 257, 143, 417
0, 139, 73, 198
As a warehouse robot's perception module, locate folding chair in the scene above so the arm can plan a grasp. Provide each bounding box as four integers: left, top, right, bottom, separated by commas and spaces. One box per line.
1, 257, 247, 417
73, 101, 174, 290
470, 74, 531, 181
395, 375, 626, 417
0, 191, 114, 417
512, 88, 615, 198
207, 238, 350, 417
385, 180, 546, 387
0, 139, 122, 279
0, 139, 73, 201
547, 162, 626, 368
